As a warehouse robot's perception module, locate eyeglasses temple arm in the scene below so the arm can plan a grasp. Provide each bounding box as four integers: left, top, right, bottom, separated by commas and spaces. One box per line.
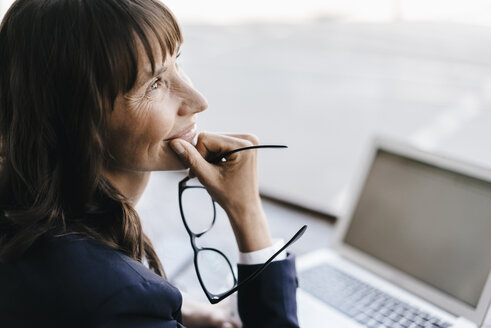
211, 224, 307, 303
211, 144, 287, 164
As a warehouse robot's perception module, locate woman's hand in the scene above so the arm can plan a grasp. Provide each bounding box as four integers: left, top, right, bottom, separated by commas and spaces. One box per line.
181, 293, 242, 328
169, 132, 273, 252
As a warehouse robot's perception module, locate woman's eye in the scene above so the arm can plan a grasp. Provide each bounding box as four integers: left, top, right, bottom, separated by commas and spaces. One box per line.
148, 78, 164, 92
150, 81, 158, 90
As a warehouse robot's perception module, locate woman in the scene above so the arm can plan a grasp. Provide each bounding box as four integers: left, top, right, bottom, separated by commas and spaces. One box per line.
0, 0, 299, 327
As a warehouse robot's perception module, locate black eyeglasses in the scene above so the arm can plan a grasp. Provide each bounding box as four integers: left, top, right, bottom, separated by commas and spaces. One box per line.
178, 144, 307, 304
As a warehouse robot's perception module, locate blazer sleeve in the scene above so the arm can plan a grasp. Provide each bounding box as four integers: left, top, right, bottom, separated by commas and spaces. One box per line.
237, 253, 299, 328
92, 280, 185, 328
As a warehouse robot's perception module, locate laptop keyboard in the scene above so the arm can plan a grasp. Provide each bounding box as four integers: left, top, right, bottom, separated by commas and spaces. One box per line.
300, 263, 452, 328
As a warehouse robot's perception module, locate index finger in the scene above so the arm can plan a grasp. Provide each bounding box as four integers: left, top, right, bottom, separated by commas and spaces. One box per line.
194, 132, 254, 162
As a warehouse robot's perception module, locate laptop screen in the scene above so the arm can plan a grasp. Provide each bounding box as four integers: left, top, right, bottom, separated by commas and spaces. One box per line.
344, 149, 491, 308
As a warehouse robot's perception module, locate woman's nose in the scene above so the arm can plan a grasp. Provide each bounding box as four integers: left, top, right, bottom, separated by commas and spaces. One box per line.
188, 88, 208, 114
177, 75, 208, 116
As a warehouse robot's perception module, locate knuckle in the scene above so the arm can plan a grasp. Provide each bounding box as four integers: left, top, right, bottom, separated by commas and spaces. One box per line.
243, 134, 259, 146
197, 132, 209, 144
238, 139, 254, 148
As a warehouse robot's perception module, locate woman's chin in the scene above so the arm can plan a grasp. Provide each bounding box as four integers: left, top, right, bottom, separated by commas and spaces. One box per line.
156, 150, 188, 171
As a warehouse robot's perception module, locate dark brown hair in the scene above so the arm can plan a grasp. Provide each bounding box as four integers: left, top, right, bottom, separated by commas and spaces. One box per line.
0, 0, 183, 276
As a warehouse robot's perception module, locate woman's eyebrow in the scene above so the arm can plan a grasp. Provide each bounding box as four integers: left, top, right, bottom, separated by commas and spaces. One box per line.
141, 66, 167, 85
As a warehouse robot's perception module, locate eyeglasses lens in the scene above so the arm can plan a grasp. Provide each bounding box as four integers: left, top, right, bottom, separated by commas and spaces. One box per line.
181, 187, 215, 234
197, 249, 235, 295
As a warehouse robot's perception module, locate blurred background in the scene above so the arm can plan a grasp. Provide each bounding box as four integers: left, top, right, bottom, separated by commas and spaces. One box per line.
162, 0, 491, 216
2, 0, 491, 302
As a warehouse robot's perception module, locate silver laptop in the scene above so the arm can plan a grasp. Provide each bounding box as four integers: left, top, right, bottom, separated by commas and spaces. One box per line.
297, 138, 491, 328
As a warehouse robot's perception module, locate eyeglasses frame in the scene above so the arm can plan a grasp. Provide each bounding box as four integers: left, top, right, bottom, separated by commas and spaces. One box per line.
177, 144, 307, 304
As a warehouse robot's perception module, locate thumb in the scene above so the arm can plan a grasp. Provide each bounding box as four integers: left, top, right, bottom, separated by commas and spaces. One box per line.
169, 139, 210, 176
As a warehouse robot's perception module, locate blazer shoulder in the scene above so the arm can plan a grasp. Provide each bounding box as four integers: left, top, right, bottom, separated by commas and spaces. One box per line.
0, 233, 181, 324
44, 233, 180, 301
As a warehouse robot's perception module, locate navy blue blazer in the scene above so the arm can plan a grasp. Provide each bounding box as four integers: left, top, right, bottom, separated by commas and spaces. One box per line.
0, 232, 299, 327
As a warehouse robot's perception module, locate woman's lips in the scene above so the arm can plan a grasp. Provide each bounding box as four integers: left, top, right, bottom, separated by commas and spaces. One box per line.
165, 124, 198, 144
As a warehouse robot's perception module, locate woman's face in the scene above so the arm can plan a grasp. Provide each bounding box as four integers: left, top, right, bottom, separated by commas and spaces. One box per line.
105, 42, 208, 173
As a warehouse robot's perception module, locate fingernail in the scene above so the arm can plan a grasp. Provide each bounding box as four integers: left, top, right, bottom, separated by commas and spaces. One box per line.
171, 140, 185, 154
